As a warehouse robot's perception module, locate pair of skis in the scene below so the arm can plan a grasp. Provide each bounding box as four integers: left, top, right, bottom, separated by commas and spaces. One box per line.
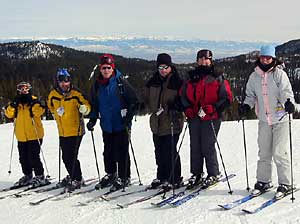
116, 174, 236, 209
0, 177, 55, 200
28, 178, 98, 205
219, 188, 298, 214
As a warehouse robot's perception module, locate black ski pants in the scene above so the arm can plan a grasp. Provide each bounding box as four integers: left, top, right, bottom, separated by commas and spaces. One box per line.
188, 118, 221, 177
18, 139, 44, 176
153, 133, 181, 183
102, 130, 130, 180
59, 136, 83, 181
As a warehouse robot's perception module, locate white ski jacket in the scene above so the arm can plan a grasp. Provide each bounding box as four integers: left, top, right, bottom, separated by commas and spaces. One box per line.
244, 64, 295, 125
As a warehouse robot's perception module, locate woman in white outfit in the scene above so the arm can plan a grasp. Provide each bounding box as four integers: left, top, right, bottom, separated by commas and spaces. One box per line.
239, 45, 296, 198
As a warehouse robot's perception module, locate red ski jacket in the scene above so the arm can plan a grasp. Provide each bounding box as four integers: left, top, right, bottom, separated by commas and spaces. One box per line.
180, 72, 232, 120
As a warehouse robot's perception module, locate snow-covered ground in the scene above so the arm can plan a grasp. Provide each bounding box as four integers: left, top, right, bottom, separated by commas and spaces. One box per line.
1, 116, 300, 224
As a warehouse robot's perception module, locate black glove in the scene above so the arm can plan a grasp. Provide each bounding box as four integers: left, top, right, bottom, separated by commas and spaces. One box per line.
238, 103, 251, 117
284, 99, 295, 114
10, 97, 19, 108
86, 119, 97, 131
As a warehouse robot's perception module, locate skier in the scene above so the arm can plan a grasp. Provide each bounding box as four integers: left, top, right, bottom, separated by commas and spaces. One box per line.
5, 82, 50, 188
47, 68, 91, 191
180, 49, 232, 189
143, 53, 184, 190
239, 45, 296, 198
87, 54, 139, 191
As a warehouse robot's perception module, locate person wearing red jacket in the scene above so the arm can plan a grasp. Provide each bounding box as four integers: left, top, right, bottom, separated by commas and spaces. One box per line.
180, 49, 232, 189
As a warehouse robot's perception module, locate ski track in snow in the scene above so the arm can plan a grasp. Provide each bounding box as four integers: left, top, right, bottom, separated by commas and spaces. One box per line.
0, 116, 300, 224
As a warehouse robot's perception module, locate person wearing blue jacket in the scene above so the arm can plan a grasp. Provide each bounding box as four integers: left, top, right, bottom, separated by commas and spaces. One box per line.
87, 54, 138, 191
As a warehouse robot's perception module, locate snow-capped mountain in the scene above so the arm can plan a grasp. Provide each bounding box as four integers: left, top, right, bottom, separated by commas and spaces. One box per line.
0, 41, 62, 60
0, 36, 278, 63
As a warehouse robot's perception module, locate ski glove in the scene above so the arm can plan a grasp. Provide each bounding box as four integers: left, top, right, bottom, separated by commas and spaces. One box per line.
10, 96, 21, 108
86, 118, 97, 131
202, 105, 216, 115
284, 99, 295, 114
238, 103, 251, 117
79, 104, 90, 116
184, 108, 194, 119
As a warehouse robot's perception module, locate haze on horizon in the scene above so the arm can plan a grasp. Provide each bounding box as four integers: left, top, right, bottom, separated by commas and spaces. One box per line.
1, 0, 299, 43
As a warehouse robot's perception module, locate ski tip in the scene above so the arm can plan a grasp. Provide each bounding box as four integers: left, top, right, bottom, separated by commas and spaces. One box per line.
116, 204, 126, 209
29, 202, 39, 206
150, 202, 160, 208
242, 209, 254, 214
77, 202, 88, 207
100, 196, 110, 201
218, 204, 229, 210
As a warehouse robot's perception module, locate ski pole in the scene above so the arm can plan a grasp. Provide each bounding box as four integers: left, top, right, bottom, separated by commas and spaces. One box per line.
242, 119, 250, 191
122, 128, 130, 192
8, 119, 16, 175
31, 118, 50, 178
164, 121, 188, 197
58, 143, 62, 183
90, 130, 101, 183
127, 128, 142, 186
170, 116, 175, 195
288, 112, 295, 202
210, 120, 233, 194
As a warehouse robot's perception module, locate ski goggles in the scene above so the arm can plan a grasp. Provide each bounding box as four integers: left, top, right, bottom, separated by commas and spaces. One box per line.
57, 75, 71, 82
17, 82, 32, 94
100, 56, 114, 65
197, 50, 213, 60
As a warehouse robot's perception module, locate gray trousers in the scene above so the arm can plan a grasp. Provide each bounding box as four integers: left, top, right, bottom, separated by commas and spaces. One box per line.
256, 120, 291, 185
188, 118, 221, 177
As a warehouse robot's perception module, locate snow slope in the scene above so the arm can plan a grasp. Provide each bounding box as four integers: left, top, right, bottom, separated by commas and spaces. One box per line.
1, 116, 300, 224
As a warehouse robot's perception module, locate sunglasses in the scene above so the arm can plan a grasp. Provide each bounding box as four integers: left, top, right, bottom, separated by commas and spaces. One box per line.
158, 65, 169, 70
100, 56, 114, 65
57, 75, 71, 82
101, 66, 112, 70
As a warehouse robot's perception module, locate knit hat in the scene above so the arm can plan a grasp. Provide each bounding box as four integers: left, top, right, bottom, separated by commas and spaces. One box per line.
197, 49, 213, 60
260, 45, 276, 58
99, 54, 115, 69
156, 53, 172, 68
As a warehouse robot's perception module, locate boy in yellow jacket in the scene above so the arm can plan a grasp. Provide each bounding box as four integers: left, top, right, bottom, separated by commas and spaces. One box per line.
47, 69, 91, 191
5, 82, 49, 188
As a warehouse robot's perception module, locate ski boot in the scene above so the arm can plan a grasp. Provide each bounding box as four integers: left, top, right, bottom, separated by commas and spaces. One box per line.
275, 184, 293, 199
31, 175, 51, 188
95, 173, 117, 190
186, 173, 205, 190
14, 174, 33, 187
251, 181, 273, 196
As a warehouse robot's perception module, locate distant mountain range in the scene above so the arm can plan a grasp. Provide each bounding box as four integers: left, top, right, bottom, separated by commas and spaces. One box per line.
0, 37, 278, 63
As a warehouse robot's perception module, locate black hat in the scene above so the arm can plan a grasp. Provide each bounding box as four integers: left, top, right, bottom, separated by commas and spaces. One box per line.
156, 53, 172, 68
197, 49, 213, 60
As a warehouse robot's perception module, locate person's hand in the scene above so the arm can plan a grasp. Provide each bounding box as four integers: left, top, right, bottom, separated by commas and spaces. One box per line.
202, 105, 216, 115
86, 119, 97, 131
238, 103, 251, 117
284, 99, 295, 114
185, 108, 194, 119
10, 97, 19, 108
79, 105, 90, 115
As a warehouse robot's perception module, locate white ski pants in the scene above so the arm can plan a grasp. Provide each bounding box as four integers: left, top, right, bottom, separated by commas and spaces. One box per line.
256, 120, 291, 186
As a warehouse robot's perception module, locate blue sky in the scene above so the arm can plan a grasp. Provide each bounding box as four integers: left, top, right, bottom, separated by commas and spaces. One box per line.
1, 0, 299, 42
